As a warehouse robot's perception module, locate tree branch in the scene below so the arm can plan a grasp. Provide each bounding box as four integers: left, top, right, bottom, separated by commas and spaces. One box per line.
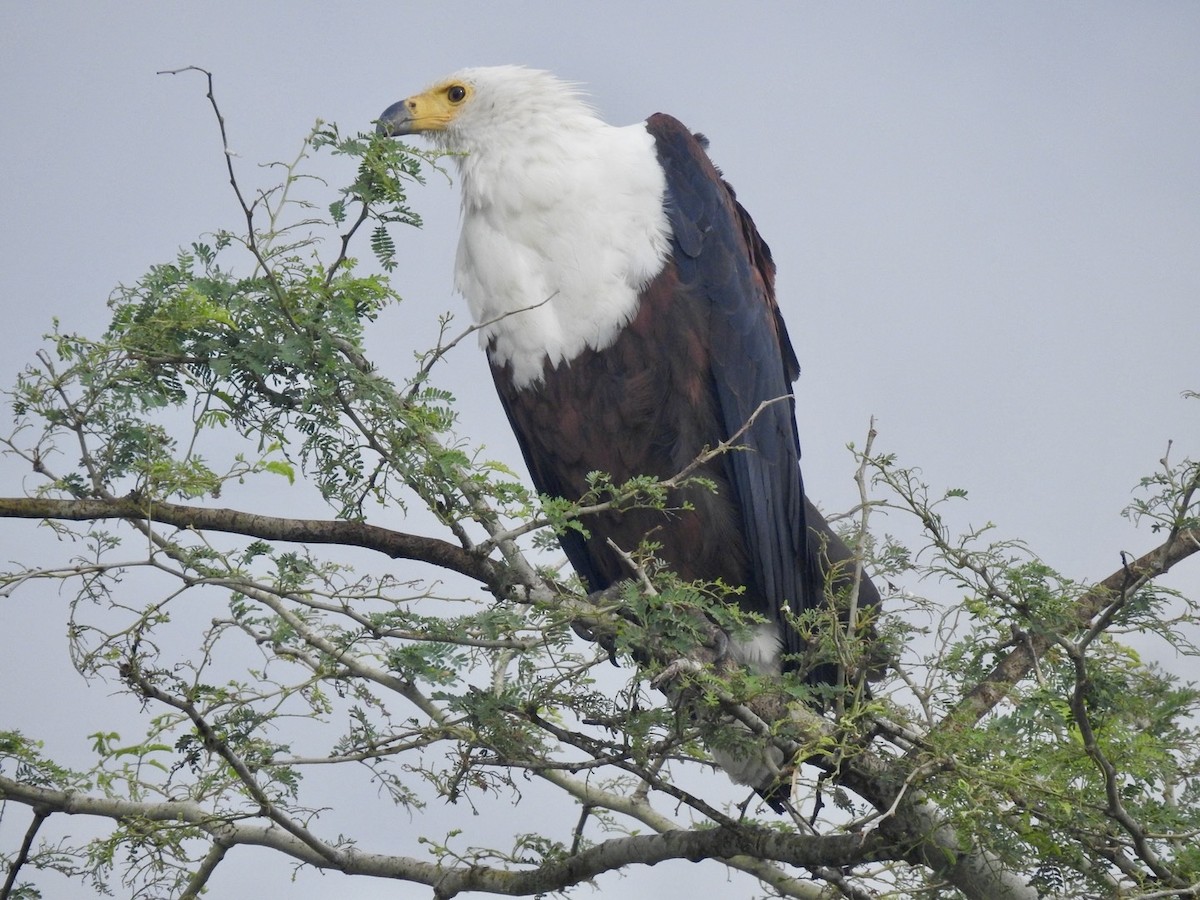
939, 523, 1200, 731
0, 494, 504, 591
0, 809, 47, 900
121, 663, 346, 867
179, 839, 229, 900
0, 775, 891, 898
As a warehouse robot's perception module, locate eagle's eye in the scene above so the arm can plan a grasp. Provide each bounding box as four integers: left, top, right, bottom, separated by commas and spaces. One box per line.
447, 85, 467, 103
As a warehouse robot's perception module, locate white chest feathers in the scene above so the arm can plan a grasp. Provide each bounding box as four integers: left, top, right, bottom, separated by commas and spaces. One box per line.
452, 121, 672, 389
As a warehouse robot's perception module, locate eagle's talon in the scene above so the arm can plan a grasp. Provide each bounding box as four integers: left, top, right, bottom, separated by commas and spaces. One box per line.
650, 657, 702, 692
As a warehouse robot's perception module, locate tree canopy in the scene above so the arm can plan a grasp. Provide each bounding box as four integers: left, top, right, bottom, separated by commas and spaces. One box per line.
2, 71, 1199, 900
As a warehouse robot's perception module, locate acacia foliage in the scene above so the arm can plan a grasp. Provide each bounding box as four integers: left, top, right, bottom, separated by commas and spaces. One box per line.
1, 74, 1199, 900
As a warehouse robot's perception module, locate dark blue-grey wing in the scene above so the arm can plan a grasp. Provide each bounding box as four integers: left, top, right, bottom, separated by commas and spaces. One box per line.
645, 113, 820, 655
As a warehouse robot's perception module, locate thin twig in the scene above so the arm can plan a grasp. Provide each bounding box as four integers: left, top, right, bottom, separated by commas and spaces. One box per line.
478, 395, 793, 552
404, 292, 559, 403
0, 810, 48, 900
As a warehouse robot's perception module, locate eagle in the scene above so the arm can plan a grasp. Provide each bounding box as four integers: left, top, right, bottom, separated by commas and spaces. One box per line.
378, 66, 880, 804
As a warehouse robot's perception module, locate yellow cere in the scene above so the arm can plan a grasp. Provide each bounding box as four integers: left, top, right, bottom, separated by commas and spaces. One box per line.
399, 80, 473, 132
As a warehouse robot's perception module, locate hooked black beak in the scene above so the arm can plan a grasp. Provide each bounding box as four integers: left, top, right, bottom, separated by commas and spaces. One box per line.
376, 99, 415, 137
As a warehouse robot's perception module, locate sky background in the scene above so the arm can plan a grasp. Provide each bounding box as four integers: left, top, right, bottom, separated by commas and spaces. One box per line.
2, 3, 1199, 898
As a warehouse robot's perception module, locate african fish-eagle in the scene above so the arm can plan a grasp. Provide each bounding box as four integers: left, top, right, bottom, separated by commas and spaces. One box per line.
378, 66, 880, 803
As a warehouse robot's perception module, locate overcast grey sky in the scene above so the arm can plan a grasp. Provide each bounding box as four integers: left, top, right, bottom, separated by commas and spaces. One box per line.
2, 3, 1199, 898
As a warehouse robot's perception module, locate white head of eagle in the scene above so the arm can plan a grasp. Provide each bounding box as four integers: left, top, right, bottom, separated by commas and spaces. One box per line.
380, 66, 672, 389
378, 67, 881, 810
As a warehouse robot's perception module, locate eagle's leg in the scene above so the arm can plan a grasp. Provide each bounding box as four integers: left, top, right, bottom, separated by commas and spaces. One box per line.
572, 582, 637, 664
